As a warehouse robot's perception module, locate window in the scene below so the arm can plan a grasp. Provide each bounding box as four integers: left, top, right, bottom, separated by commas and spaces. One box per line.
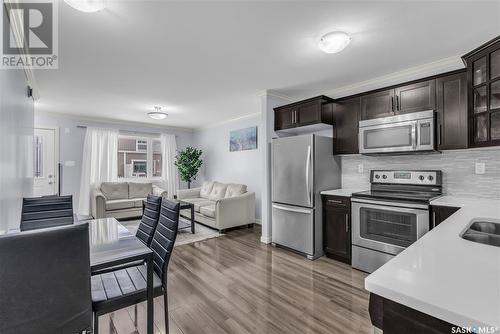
118, 136, 162, 179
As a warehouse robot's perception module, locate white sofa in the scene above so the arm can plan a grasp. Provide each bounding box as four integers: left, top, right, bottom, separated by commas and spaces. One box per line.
91, 182, 167, 219
176, 181, 255, 232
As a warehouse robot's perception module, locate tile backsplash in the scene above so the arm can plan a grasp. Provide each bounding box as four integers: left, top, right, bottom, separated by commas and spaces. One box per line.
341, 147, 500, 199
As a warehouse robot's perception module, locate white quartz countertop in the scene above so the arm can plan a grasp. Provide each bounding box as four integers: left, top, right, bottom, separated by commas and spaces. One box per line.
320, 188, 367, 197
365, 196, 500, 329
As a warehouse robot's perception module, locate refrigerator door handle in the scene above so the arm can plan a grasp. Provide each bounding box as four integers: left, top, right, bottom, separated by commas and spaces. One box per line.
305, 145, 312, 206
272, 204, 312, 214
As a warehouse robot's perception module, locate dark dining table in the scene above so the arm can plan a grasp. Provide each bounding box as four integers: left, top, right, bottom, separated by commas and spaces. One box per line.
88, 218, 154, 334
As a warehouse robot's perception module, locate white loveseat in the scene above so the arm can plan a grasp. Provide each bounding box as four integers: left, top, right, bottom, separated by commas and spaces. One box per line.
91, 182, 167, 219
176, 181, 255, 232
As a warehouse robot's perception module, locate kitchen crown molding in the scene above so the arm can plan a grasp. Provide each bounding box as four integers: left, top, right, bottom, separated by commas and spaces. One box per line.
322, 55, 464, 99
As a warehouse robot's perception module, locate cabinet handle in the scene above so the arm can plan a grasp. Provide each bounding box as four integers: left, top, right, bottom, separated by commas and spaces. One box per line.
433, 211, 436, 228
294, 110, 298, 124
327, 199, 343, 204
345, 214, 349, 232
396, 96, 400, 111
391, 96, 394, 112
291, 111, 294, 124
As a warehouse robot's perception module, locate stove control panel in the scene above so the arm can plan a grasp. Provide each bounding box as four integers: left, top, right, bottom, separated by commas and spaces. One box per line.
371, 170, 442, 185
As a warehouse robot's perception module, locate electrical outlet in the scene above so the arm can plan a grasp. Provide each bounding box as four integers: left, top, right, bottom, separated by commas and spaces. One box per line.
475, 162, 486, 175
357, 164, 364, 174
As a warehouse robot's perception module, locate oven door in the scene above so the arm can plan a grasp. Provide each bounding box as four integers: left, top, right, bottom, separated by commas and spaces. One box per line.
351, 198, 429, 255
359, 121, 416, 154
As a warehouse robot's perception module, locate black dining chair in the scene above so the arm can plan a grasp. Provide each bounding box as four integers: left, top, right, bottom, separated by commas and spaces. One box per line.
91, 199, 180, 334
136, 194, 162, 246
0, 223, 92, 334
20, 195, 74, 231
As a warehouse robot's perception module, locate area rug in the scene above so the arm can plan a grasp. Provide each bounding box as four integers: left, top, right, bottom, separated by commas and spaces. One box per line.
119, 217, 223, 246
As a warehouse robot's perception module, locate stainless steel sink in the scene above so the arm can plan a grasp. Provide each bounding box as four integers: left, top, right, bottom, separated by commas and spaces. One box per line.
461, 219, 500, 247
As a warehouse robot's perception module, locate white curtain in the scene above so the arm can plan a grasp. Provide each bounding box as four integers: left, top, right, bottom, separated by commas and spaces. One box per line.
77, 127, 118, 216
161, 134, 179, 199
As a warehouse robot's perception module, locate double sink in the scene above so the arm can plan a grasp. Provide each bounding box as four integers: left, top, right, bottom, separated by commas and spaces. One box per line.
462, 219, 500, 247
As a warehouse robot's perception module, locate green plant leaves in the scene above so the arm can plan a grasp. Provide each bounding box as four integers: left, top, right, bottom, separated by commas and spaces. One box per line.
174, 147, 203, 183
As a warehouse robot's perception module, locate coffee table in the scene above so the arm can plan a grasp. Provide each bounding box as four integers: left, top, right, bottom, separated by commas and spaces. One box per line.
177, 200, 195, 234
142, 199, 195, 234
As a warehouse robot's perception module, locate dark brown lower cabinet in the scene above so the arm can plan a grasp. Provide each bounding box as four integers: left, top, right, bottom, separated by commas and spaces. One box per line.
431, 205, 460, 229
322, 195, 351, 264
369, 294, 458, 334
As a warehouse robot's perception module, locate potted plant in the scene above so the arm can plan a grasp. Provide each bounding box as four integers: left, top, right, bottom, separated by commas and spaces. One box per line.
174, 147, 203, 189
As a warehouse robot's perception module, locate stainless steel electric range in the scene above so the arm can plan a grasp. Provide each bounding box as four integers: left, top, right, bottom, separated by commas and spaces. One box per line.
351, 170, 443, 273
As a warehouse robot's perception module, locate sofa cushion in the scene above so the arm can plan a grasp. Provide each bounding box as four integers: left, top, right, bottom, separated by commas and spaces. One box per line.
129, 182, 152, 199
101, 182, 128, 200
106, 199, 135, 211
224, 183, 247, 198
200, 205, 216, 218
208, 182, 228, 201
130, 198, 146, 208
200, 181, 214, 199
182, 198, 214, 212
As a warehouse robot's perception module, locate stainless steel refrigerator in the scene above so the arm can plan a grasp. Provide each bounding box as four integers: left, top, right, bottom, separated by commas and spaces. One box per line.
271, 134, 341, 259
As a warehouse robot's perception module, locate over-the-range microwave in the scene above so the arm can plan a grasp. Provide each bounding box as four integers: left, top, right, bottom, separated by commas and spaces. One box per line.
358, 110, 436, 155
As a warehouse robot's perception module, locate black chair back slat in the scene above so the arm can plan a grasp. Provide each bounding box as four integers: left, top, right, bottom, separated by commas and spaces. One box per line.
136, 195, 162, 246
150, 199, 180, 282
0, 224, 92, 334
20, 195, 74, 231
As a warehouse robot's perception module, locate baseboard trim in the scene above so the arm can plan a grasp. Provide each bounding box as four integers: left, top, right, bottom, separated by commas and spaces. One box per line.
260, 235, 272, 244
255, 218, 262, 225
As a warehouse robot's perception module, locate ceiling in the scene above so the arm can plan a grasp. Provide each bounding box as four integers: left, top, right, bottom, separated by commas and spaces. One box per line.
34, 0, 500, 129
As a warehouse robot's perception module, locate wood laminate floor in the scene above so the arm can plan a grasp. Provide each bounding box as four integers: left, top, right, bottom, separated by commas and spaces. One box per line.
97, 226, 372, 334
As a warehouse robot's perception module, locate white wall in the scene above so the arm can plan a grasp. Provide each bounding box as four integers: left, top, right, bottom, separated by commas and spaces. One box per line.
0, 70, 34, 231
193, 113, 262, 220
34, 111, 194, 212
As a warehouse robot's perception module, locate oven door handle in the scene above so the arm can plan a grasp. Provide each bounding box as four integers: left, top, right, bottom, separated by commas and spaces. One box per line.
412, 120, 417, 150
351, 197, 429, 210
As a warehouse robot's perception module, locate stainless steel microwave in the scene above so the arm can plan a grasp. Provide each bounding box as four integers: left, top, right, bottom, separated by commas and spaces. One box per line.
358, 110, 435, 154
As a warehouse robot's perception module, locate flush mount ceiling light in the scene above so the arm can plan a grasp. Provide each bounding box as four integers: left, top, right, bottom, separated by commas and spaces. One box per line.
148, 106, 168, 120
64, 0, 106, 13
318, 31, 351, 54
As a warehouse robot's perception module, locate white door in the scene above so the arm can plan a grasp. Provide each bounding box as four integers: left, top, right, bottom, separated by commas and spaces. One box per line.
33, 127, 59, 196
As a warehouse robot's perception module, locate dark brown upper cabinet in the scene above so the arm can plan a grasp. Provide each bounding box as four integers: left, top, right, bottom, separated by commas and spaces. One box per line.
436, 71, 468, 150
360, 81, 436, 120
274, 95, 334, 132
360, 89, 395, 120
330, 97, 360, 154
463, 35, 500, 147
395, 80, 436, 114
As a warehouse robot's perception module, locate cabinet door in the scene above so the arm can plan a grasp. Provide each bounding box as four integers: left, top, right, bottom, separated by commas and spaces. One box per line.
332, 98, 360, 154
323, 205, 350, 263
436, 72, 468, 150
274, 107, 295, 130
431, 206, 460, 228
296, 101, 321, 126
395, 80, 436, 114
360, 89, 395, 120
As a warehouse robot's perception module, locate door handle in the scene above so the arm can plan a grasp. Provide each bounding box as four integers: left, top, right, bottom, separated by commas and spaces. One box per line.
345, 214, 349, 232
48, 174, 53, 178
438, 124, 442, 146
272, 204, 312, 214
305, 145, 312, 206
48, 181, 53, 185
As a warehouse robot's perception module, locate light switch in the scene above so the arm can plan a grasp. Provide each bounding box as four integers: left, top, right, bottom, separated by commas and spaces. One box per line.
475, 162, 486, 174
357, 164, 364, 174
65, 161, 75, 167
